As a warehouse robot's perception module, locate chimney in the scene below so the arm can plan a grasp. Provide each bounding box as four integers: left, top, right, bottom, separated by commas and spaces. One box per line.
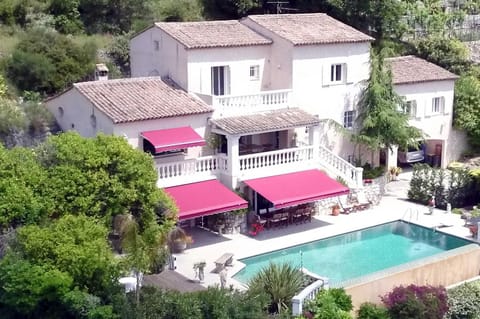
95, 63, 109, 81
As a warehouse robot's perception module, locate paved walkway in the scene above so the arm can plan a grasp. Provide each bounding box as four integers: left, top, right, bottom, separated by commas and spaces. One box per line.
171, 171, 475, 289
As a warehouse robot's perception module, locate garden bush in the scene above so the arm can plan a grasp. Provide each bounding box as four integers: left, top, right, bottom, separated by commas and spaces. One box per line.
357, 302, 390, 319
381, 284, 448, 319
408, 164, 477, 209
447, 282, 480, 319
304, 288, 353, 319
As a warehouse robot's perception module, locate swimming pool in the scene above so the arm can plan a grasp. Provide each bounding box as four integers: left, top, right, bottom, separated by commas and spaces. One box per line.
233, 221, 472, 285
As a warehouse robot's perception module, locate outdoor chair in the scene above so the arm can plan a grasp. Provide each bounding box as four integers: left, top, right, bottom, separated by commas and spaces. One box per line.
353, 192, 372, 211
338, 195, 356, 214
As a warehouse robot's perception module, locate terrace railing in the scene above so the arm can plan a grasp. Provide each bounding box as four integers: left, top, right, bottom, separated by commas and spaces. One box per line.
156, 155, 227, 187
318, 145, 363, 188
238, 145, 315, 180
212, 89, 292, 117
292, 270, 329, 316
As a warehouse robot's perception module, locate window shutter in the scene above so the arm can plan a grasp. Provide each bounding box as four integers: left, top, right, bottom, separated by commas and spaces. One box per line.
441, 97, 448, 114
322, 65, 330, 87
346, 63, 354, 84
225, 66, 231, 95
412, 100, 418, 118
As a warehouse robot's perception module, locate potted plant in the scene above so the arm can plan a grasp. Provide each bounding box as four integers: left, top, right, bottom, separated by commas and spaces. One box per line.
168, 226, 193, 253
331, 204, 341, 216
389, 166, 402, 181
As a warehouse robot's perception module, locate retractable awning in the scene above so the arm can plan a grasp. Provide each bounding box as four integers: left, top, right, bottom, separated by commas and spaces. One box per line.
141, 126, 205, 153
244, 169, 350, 209
165, 180, 248, 220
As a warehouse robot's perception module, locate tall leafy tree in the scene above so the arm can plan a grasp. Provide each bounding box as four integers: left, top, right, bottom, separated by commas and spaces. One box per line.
5, 28, 96, 95
354, 50, 423, 153
453, 74, 480, 147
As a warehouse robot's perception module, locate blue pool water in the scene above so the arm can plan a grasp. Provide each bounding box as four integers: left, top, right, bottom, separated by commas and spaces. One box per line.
234, 221, 472, 285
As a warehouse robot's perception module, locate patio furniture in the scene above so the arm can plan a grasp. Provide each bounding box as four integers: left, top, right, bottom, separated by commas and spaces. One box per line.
290, 208, 305, 224
214, 253, 234, 273
302, 206, 313, 223
353, 192, 372, 211
338, 195, 356, 214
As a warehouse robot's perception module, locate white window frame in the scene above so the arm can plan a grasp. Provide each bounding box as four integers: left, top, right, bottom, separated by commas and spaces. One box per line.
404, 100, 417, 118
343, 110, 356, 129
330, 63, 345, 83
431, 97, 445, 114
211, 66, 230, 96
249, 65, 260, 80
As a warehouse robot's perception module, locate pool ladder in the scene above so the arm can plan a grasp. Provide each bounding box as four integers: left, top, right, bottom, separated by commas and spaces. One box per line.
403, 208, 419, 222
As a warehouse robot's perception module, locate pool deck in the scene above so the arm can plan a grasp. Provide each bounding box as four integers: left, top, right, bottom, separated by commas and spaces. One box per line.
171, 172, 476, 289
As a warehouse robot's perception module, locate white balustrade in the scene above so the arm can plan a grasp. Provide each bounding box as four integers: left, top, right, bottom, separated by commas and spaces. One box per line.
239, 146, 314, 172
212, 89, 291, 116
318, 145, 363, 188
156, 155, 227, 187
292, 276, 329, 316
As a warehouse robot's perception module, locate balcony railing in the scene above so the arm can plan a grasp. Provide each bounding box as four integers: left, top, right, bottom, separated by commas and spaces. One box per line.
318, 145, 363, 188
211, 89, 292, 117
238, 146, 315, 180
156, 155, 227, 188
156, 145, 363, 189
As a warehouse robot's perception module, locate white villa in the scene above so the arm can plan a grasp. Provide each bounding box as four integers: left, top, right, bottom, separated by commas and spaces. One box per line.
46, 13, 461, 224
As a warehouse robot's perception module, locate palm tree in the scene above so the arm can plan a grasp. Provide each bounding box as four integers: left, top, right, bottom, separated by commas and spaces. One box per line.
248, 262, 304, 314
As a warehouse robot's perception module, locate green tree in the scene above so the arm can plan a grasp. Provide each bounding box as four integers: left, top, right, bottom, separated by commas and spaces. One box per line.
106, 33, 132, 77
414, 36, 471, 74
0, 256, 73, 317
354, 50, 423, 153
15, 214, 120, 296
304, 288, 353, 319
149, 0, 203, 22
201, 0, 260, 19
453, 75, 480, 147
38, 132, 177, 229
248, 262, 304, 314
5, 28, 96, 95
0, 97, 26, 144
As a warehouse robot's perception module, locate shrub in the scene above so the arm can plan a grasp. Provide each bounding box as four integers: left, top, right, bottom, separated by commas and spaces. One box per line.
357, 302, 390, 319
304, 288, 353, 319
381, 284, 448, 319
447, 282, 480, 319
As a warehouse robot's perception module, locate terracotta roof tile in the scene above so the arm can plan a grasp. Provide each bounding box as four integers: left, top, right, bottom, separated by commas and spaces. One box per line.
387, 55, 459, 85
245, 13, 374, 45
154, 20, 272, 49
74, 77, 213, 123
211, 108, 320, 134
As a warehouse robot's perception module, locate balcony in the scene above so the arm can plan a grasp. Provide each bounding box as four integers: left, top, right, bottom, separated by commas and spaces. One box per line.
196, 89, 292, 118
156, 145, 363, 189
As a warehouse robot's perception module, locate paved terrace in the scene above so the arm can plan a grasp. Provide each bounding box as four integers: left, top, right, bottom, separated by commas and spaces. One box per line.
172, 171, 475, 289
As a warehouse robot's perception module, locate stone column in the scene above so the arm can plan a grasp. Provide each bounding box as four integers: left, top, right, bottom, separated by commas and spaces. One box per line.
226, 134, 240, 189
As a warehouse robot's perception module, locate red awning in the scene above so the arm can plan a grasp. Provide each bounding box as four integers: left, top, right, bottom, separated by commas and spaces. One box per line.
165, 180, 248, 220
244, 169, 350, 209
141, 126, 206, 153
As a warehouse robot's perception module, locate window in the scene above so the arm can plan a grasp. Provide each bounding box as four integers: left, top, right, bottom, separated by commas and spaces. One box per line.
343, 110, 355, 129
153, 40, 160, 51
58, 106, 64, 117
249, 65, 260, 80
211, 66, 230, 96
432, 97, 445, 114
403, 100, 417, 118
330, 64, 344, 83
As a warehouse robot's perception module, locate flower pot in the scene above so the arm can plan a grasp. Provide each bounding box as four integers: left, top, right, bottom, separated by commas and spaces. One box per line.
332, 207, 340, 216
171, 240, 187, 253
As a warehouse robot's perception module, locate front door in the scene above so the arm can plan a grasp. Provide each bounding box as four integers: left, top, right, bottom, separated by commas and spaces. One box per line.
211, 66, 230, 96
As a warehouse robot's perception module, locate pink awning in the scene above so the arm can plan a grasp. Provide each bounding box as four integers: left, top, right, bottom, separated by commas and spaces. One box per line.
141, 126, 205, 153
165, 180, 248, 220
244, 169, 350, 209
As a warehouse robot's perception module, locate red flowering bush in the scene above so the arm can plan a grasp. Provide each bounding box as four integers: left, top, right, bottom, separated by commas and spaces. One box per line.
381, 284, 448, 319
